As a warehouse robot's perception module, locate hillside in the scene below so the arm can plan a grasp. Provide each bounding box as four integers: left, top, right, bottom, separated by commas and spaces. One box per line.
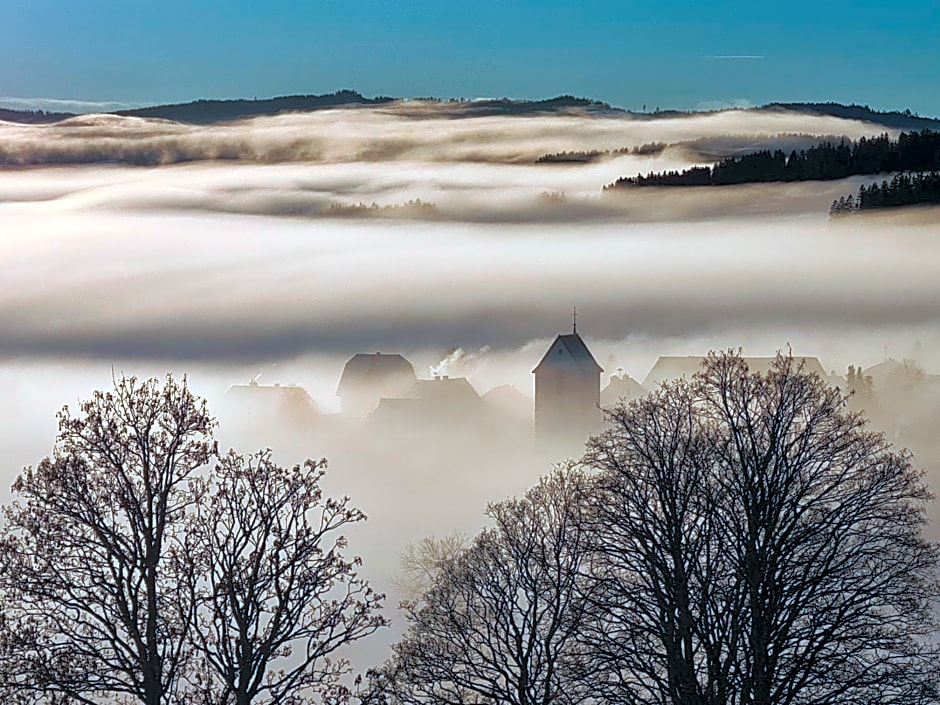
112, 89, 395, 123
0, 107, 74, 124
0, 92, 938, 131
761, 102, 940, 131
608, 130, 940, 189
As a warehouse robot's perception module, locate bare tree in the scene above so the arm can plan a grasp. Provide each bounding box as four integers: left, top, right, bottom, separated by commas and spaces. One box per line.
392, 532, 468, 603
0, 374, 215, 705
583, 350, 940, 705
582, 376, 738, 705
700, 352, 938, 705
368, 468, 597, 705
185, 449, 387, 705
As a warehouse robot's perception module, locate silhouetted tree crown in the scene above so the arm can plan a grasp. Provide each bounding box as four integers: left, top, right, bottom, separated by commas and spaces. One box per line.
831, 171, 940, 215
371, 351, 940, 705
366, 468, 596, 705
581, 351, 940, 705
609, 130, 940, 188
0, 375, 215, 705
0, 375, 384, 705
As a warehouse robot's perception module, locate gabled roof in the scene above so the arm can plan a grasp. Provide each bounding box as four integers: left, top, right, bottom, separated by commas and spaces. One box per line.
227, 382, 318, 407
601, 374, 646, 407
862, 357, 903, 383
483, 384, 533, 420
225, 382, 320, 419
533, 334, 603, 375
368, 377, 488, 428
336, 352, 416, 395
863, 357, 940, 389
641, 356, 705, 388
406, 377, 484, 408
642, 355, 827, 389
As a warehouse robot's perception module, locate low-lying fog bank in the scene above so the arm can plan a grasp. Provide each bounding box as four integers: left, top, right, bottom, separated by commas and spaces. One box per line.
2, 210, 939, 576
0, 103, 937, 672
0, 104, 895, 167
0, 209, 937, 361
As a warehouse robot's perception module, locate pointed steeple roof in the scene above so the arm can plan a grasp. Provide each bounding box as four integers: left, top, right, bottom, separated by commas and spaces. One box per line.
533, 333, 603, 374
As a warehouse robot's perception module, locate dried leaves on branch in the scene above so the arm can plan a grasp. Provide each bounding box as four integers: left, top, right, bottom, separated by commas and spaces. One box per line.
0, 376, 215, 705
0, 375, 384, 705
186, 450, 386, 705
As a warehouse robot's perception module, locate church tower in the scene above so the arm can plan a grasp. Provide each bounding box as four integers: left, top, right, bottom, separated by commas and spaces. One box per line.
532, 309, 603, 453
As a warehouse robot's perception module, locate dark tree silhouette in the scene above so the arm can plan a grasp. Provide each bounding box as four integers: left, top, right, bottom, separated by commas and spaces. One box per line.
832, 172, 940, 215
185, 449, 387, 705
536, 142, 667, 164
583, 351, 940, 705
114, 89, 390, 124
609, 130, 940, 190
0, 612, 26, 702
0, 377, 387, 705
582, 375, 735, 705
367, 468, 596, 705
0, 375, 215, 705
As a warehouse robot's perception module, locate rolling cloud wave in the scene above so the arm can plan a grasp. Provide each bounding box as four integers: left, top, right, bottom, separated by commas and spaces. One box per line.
0, 104, 894, 167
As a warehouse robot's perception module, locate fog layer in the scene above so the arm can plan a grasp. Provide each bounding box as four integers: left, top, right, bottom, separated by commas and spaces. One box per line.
0, 104, 895, 166
1, 105, 938, 671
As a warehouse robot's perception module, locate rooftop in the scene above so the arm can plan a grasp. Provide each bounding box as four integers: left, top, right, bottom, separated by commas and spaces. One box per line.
336, 352, 416, 395
533, 333, 603, 375
643, 355, 828, 389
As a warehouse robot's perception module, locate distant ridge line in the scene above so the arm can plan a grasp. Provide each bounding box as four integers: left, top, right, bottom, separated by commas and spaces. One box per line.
0, 91, 937, 130
113, 89, 396, 124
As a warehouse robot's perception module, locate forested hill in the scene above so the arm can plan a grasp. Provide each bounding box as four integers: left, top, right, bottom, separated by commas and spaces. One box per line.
831, 172, 940, 215
118, 93, 616, 121
608, 131, 940, 189
0, 92, 938, 128
114, 89, 396, 123
764, 103, 940, 132
0, 107, 74, 124
92, 99, 940, 127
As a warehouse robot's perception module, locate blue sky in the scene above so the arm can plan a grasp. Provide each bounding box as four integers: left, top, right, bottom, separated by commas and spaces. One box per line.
2, 0, 938, 114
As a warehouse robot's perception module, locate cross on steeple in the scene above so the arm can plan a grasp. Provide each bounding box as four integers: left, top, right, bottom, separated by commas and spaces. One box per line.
572, 306, 578, 334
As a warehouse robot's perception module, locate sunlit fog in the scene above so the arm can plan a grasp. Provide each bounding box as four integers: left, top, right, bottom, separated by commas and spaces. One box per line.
2, 104, 938, 673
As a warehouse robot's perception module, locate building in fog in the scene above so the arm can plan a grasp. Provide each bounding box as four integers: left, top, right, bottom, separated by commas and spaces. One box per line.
601, 370, 646, 409
642, 355, 829, 389
369, 375, 489, 432
224, 380, 320, 427
533, 316, 603, 450
482, 384, 533, 422
336, 352, 417, 416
